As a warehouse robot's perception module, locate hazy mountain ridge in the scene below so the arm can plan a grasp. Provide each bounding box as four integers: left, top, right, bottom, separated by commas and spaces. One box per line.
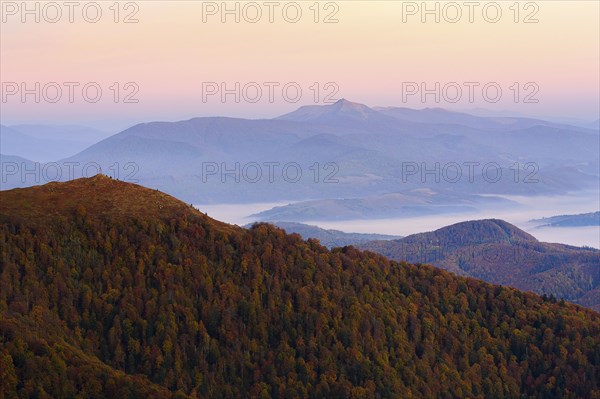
0, 124, 111, 162
10, 124, 110, 142
251, 189, 517, 221
246, 221, 402, 248
2, 100, 598, 205
530, 211, 600, 227
374, 106, 595, 133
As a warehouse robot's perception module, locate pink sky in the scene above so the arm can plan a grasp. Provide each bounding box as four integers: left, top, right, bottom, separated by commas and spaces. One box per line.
1, 1, 598, 129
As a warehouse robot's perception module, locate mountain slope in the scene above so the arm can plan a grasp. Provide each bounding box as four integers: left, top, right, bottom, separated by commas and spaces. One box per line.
1, 177, 599, 397
374, 106, 595, 133
360, 220, 600, 310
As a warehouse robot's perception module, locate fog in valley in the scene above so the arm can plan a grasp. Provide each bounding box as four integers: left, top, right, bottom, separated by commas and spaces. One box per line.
197, 190, 600, 248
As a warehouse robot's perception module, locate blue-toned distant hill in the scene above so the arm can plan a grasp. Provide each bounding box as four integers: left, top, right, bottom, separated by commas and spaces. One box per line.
0, 124, 111, 162
251, 188, 517, 221
530, 211, 600, 227
245, 221, 402, 248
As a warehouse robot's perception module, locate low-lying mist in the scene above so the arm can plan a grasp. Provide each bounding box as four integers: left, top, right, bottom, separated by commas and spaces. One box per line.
196, 191, 600, 248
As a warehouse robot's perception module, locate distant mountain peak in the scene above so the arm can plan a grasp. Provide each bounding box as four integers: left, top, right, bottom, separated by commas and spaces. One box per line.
333, 97, 350, 105
331, 98, 374, 115
276, 99, 387, 123
332, 98, 366, 108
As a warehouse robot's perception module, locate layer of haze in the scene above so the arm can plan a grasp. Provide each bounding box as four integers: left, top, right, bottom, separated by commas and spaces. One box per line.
197, 191, 600, 249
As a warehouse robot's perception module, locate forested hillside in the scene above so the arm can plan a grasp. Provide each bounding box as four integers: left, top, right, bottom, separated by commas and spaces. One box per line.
1, 176, 599, 398
360, 220, 600, 311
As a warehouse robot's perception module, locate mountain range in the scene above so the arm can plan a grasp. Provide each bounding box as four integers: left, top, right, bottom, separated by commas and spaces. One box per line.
2, 100, 598, 208
1, 176, 599, 397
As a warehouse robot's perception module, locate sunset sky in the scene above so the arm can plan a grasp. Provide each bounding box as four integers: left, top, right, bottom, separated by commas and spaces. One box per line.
1, 0, 599, 130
